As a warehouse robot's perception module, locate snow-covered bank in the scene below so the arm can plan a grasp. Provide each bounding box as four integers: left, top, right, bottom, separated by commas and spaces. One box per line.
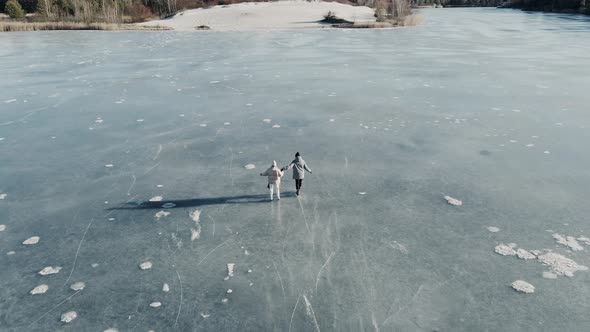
139, 1, 376, 31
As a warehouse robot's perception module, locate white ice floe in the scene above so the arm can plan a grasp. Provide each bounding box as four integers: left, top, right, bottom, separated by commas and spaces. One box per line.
444, 196, 462, 206
272, 124, 281, 128
542, 271, 558, 279
0, 194, 6, 199
23, 236, 40, 245
244, 164, 256, 170
0, 138, 4, 142
495, 244, 517, 256
61, 311, 77, 323
537, 252, 588, 277
4, 99, 16, 103
200, 124, 207, 127
486, 226, 500, 233
136, 119, 144, 122
0, 225, 5, 232
209, 81, 220, 84
552, 233, 584, 251
200, 313, 210, 318
7, 251, 15, 255
149, 302, 162, 308
91, 263, 99, 268
149, 196, 163, 202
248, 269, 252, 273
516, 248, 536, 260
156, 185, 164, 188
224, 122, 231, 125
262, 119, 271, 123
70, 282, 85, 291
139, 262, 152, 270
163, 283, 170, 292
38, 266, 62, 275
227, 263, 235, 278
544, 151, 551, 154
104, 329, 119, 332
105, 164, 114, 168
511, 280, 535, 294
358, 192, 366, 195
162, 203, 176, 209
30, 284, 49, 295
190, 209, 202, 241
154, 211, 170, 220
329, 119, 335, 122
221, 298, 228, 304
525, 144, 534, 147
95, 118, 104, 123
227, 289, 233, 294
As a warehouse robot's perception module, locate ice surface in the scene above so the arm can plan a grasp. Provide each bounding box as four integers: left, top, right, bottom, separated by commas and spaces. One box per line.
2, 8, 590, 331
495, 244, 516, 256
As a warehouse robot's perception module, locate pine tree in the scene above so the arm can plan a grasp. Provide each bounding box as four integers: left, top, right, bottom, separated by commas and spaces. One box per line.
5, 0, 26, 19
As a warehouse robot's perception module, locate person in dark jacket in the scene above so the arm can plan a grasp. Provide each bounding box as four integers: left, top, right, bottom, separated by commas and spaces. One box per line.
282, 152, 312, 196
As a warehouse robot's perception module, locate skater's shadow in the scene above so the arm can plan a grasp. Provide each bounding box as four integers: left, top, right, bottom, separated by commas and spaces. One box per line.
109, 193, 296, 210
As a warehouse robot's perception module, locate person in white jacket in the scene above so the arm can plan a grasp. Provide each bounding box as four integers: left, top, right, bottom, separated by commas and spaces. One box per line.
260, 160, 284, 201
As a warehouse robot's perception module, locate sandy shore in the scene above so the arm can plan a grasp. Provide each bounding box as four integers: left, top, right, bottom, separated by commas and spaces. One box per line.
139, 1, 376, 31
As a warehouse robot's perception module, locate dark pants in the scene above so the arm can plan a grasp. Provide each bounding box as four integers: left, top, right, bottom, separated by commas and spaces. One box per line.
295, 179, 303, 191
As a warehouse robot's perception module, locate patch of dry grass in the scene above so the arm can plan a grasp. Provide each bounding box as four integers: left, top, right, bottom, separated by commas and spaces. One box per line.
0, 21, 170, 32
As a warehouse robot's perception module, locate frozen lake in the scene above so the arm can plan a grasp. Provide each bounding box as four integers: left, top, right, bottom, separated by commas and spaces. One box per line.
1, 7, 590, 331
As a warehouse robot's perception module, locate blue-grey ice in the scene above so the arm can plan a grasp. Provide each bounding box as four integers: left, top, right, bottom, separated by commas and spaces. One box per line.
2, 7, 590, 332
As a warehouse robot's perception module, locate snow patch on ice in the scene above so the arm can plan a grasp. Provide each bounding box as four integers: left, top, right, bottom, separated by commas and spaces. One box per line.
511, 280, 534, 294
154, 211, 170, 220
486, 226, 500, 233
149, 196, 163, 202
38, 266, 62, 275
70, 282, 85, 291
60, 311, 77, 323
105, 164, 114, 168
190, 209, 201, 241
23, 236, 40, 245
516, 248, 536, 260
0, 225, 5, 232
537, 252, 588, 277
227, 263, 235, 278
542, 271, 558, 279
140, 262, 152, 270
444, 196, 462, 206
495, 244, 516, 256
7, 251, 15, 255
244, 164, 255, 170
272, 124, 281, 128
163, 283, 170, 292
30, 284, 49, 295
577, 236, 590, 246
552, 233, 584, 251
0, 194, 6, 200
150, 302, 162, 308
262, 119, 271, 123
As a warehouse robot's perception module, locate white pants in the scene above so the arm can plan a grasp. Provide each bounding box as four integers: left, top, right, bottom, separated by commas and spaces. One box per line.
269, 183, 280, 200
